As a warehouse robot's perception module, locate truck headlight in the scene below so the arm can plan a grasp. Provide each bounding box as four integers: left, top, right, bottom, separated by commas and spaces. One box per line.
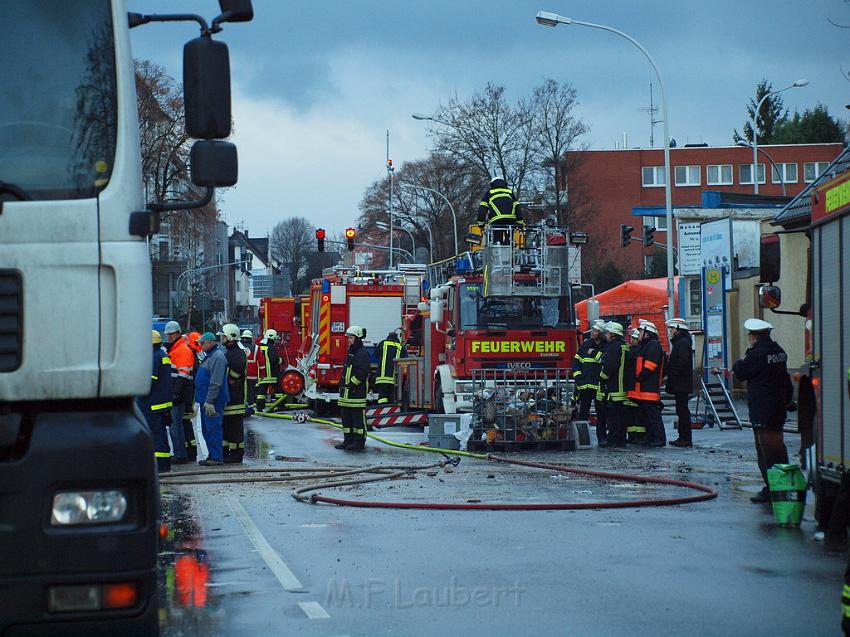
51, 490, 128, 526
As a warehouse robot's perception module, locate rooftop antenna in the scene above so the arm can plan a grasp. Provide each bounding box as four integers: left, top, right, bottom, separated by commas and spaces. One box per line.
638, 82, 662, 148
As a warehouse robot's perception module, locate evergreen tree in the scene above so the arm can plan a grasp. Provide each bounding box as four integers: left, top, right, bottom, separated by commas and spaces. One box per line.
733, 79, 788, 145
771, 104, 847, 144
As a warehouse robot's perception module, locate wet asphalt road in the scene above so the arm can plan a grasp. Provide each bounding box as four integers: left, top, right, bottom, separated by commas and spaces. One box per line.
157, 413, 843, 637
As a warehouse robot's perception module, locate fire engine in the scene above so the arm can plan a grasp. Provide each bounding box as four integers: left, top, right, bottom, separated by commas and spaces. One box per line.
258, 295, 306, 367
400, 224, 581, 414
291, 264, 427, 411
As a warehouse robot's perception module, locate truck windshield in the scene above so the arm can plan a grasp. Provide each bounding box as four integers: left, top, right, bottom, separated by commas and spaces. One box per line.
0, 1, 117, 201
458, 282, 573, 330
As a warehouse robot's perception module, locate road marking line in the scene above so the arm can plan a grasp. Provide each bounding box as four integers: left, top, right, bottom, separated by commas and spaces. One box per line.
227, 496, 305, 592
297, 601, 331, 619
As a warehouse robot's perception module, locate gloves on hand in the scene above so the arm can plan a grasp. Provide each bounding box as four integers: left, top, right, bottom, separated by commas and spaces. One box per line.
203, 403, 217, 417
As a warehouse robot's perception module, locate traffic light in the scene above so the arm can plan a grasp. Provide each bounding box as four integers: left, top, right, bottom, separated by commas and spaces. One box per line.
316, 228, 325, 252
345, 227, 356, 251
643, 226, 655, 247
620, 224, 633, 248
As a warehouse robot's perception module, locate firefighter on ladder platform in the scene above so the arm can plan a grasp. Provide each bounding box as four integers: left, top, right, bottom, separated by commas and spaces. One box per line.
476, 176, 524, 244
138, 330, 172, 473
257, 328, 280, 411
375, 331, 404, 405
572, 319, 604, 421
336, 326, 370, 452
221, 324, 247, 463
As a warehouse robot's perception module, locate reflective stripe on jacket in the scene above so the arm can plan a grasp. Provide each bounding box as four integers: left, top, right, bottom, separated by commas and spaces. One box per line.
138, 346, 173, 413
628, 336, 664, 402
338, 341, 371, 408
375, 338, 403, 385
599, 337, 629, 402
572, 337, 603, 391
476, 183, 523, 226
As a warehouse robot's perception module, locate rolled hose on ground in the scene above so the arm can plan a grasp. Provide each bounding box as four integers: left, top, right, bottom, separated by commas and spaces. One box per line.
254, 410, 719, 510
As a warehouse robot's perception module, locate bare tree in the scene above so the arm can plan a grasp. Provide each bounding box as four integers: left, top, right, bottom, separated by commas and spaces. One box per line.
530, 79, 588, 225
430, 84, 537, 195
270, 217, 314, 293
358, 153, 481, 263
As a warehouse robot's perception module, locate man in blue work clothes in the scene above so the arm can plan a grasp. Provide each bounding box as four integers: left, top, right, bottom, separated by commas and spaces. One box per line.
195, 332, 229, 466
137, 330, 173, 473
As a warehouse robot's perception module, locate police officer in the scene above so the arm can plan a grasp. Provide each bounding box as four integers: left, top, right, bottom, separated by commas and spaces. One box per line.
256, 329, 280, 411
477, 176, 523, 244
572, 319, 604, 421
137, 330, 173, 473
195, 332, 229, 466
221, 324, 248, 464
724, 318, 793, 503
599, 322, 630, 448
630, 320, 666, 447
666, 318, 695, 448
375, 331, 404, 405
336, 325, 371, 451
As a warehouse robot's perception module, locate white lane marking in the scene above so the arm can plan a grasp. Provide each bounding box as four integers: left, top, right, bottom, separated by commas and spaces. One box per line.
297, 601, 331, 619
227, 496, 305, 592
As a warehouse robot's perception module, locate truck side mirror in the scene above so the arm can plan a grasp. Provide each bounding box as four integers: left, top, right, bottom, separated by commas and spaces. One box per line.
587, 298, 600, 322
431, 300, 444, 324
184, 36, 231, 139
214, 0, 254, 27
759, 234, 781, 284
759, 285, 782, 310
191, 140, 238, 188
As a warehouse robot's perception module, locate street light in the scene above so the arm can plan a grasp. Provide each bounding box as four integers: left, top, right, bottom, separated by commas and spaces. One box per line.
376, 221, 416, 261
536, 10, 676, 316
751, 79, 808, 194
736, 141, 787, 196
398, 182, 459, 256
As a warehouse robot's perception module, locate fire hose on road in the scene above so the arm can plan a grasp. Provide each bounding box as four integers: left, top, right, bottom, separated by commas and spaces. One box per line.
252, 411, 718, 510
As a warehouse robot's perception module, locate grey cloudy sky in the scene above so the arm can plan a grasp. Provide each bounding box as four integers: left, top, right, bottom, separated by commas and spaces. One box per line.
130, 0, 849, 237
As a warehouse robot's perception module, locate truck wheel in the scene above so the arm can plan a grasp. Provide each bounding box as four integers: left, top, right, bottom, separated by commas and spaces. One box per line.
816, 479, 838, 531
433, 377, 445, 414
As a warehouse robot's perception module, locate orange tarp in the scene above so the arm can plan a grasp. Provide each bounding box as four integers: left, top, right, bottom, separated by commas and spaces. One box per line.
576, 277, 680, 349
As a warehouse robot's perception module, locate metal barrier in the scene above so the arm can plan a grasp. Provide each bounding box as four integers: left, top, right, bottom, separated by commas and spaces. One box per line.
470, 368, 573, 449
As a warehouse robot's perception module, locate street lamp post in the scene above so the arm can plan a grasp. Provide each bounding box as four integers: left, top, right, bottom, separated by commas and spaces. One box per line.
176, 259, 251, 328
536, 10, 676, 315
376, 221, 416, 262
736, 141, 787, 196
399, 181, 459, 256
751, 79, 808, 194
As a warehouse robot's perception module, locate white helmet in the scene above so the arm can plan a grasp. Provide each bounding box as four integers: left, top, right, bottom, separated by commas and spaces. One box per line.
345, 325, 366, 339
744, 318, 773, 333
665, 318, 688, 331
264, 329, 278, 340
604, 321, 624, 337
591, 319, 606, 332
490, 175, 505, 185
222, 323, 240, 342
164, 320, 181, 335
630, 328, 641, 339
640, 321, 658, 335
241, 329, 254, 339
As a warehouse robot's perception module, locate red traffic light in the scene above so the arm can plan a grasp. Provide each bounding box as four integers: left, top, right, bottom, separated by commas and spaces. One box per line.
345, 227, 356, 239
316, 228, 326, 239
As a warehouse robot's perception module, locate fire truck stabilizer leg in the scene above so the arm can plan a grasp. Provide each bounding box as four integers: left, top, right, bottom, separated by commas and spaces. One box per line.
826, 472, 850, 551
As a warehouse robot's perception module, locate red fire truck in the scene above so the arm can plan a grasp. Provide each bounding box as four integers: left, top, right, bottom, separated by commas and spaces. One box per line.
295, 264, 427, 410
399, 225, 581, 414
258, 296, 306, 367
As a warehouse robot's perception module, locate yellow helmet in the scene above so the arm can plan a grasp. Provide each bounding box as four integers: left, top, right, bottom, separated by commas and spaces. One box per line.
152, 329, 162, 344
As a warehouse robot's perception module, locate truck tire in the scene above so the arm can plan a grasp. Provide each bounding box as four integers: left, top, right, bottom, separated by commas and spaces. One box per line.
433, 377, 445, 414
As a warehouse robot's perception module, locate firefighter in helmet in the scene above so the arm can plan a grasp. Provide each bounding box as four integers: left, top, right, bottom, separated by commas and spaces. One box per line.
477, 176, 523, 244
256, 328, 280, 411
336, 325, 370, 451
137, 330, 173, 473
220, 324, 247, 463
375, 330, 405, 405
240, 329, 265, 415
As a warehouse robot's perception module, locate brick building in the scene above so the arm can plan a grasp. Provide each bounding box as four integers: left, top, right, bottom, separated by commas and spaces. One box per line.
564, 143, 844, 284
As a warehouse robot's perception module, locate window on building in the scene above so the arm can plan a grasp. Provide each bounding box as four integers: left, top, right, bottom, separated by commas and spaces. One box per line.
645, 216, 668, 231
804, 161, 830, 183
641, 165, 666, 187
771, 162, 798, 184
739, 163, 766, 185
235, 280, 241, 292
688, 278, 702, 318
159, 241, 169, 261
706, 164, 733, 185
674, 165, 700, 186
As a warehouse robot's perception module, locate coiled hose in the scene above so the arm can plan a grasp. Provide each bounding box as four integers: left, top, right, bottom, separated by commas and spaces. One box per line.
253, 411, 718, 510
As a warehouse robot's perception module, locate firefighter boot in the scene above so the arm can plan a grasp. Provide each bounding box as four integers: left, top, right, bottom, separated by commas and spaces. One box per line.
335, 434, 351, 450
